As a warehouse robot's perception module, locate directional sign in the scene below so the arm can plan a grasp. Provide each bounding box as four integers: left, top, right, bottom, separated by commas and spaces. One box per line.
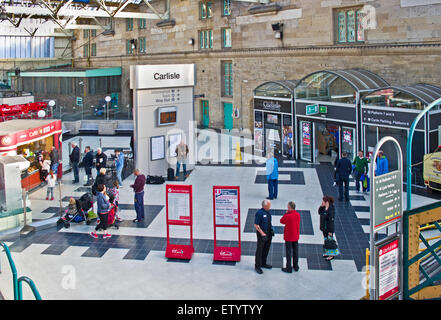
306, 104, 319, 115
373, 170, 402, 231
319, 105, 327, 114
76, 97, 83, 106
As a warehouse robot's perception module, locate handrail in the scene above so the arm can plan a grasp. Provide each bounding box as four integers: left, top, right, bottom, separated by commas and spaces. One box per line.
0, 242, 19, 300
0, 242, 42, 300
18, 276, 42, 300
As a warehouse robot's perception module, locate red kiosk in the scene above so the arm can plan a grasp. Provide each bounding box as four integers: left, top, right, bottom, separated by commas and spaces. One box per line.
165, 184, 194, 260
213, 186, 241, 262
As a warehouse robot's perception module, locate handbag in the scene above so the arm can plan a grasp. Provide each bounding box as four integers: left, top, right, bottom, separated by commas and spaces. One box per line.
324, 236, 338, 250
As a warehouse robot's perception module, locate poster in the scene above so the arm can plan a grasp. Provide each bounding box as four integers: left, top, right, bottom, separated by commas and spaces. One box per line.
214, 188, 239, 226
343, 129, 352, 145
151, 135, 165, 161
169, 133, 182, 157
167, 191, 190, 222
254, 128, 263, 151
302, 122, 310, 146
378, 239, 400, 300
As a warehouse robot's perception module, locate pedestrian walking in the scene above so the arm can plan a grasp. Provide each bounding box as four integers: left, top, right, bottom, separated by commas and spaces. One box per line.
45, 170, 56, 200
318, 196, 338, 261
90, 184, 112, 239
130, 168, 146, 223
254, 199, 274, 274
95, 147, 107, 176
115, 149, 125, 186
266, 152, 279, 200
92, 168, 112, 196
375, 150, 389, 176
280, 201, 301, 273
49, 145, 59, 174
335, 152, 352, 201
110, 180, 122, 222
353, 150, 369, 193
70, 141, 80, 184
175, 140, 189, 180
81, 146, 94, 186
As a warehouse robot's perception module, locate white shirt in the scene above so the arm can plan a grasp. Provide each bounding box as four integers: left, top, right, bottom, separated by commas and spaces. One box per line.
46, 174, 57, 188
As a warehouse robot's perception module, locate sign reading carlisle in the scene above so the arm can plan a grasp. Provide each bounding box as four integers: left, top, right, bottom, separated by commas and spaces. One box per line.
130, 64, 196, 89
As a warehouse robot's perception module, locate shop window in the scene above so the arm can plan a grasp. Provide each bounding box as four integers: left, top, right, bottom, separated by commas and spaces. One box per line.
91, 43, 97, 56
222, 28, 232, 48
199, 30, 213, 49
23, 77, 33, 93
221, 61, 233, 97
138, 18, 147, 29
335, 7, 365, 44
126, 18, 133, 31
138, 37, 146, 53
200, 2, 213, 20
97, 77, 108, 94
223, 0, 231, 16
34, 77, 44, 94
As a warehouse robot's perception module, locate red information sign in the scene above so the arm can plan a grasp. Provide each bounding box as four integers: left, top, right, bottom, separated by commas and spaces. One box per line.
165, 184, 194, 260
213, 186, 241, 262
378, 239, 400, 300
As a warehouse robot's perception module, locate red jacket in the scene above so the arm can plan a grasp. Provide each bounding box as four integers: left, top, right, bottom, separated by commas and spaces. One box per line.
280, 210, 301, 242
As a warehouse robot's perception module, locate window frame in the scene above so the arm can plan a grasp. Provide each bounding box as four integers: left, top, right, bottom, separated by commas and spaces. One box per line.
221, 61, 233, 97
126, 40, 133, 54
223, 0, 231, 16
334, 7, 365, 44
126, 18, 133, 31
199, 29, 213, 49
138, 18, 147, 29
138, 37, 146, 53
222, 27, 232, 48
200, 1, 213, 20
84, 43, 89, 58
91, 43, 97, 56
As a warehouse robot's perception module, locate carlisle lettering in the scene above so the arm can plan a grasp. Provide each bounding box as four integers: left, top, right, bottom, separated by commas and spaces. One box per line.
154, 72, 181, 80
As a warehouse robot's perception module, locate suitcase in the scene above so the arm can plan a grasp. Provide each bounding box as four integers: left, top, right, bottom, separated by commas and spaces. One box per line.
167, 168, 175, 181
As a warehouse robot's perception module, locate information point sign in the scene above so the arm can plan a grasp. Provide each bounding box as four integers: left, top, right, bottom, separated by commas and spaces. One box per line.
165, 184, 194, 260
213, 186, 241, 262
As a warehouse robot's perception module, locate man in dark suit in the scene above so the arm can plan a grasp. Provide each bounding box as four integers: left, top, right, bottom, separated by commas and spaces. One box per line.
336, 152, 353, 202
81, 146, 94, 186
69, 142, 80, 184
95, 147, 107, 176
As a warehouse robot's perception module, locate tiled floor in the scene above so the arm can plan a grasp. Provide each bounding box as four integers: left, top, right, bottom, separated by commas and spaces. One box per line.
1, 135, 440, 299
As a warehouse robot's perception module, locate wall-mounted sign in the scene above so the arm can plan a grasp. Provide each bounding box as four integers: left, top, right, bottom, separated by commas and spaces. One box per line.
306, 104, 319, 115
254, 98, 291, 114
302, 122, 311, 146
150, 135, 165, 161
296, 102, 357, 123
157, 106, 177, 126
130, 64, 195, 90
76, 97, 83, 106
362, 106, 423, 130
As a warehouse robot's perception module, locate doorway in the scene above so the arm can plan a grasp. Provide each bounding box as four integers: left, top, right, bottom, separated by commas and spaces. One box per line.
315, 122, 339, 163
223, 102, 233, 130
264, 113, 282, 159
201, 100, 209, 128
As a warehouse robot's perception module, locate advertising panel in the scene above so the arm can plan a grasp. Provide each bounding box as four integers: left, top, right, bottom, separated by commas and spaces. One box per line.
377, 238, 400, 300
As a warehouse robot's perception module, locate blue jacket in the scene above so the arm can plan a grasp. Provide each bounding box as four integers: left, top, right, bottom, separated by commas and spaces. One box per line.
266, 157, 278, 180
115, 152, 125, 170
254, 208, 272, 233
96, 192, 110, 214
376, 156, 389, 176
82, 151, 94, 168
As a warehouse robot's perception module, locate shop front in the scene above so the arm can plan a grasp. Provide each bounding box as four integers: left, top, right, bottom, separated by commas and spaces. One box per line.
0, 119, 62, 191
361, 83, 441, 185
294, 69, 389, 163
253, 81, 297, 159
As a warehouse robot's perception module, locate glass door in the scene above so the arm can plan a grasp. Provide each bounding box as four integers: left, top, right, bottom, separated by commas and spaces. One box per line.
299, 120, 312, 161
264, 113, 282, 159
341, 126, 356, 162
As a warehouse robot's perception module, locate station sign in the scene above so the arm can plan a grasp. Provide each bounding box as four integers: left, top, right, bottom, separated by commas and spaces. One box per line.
373, 170, 402, 231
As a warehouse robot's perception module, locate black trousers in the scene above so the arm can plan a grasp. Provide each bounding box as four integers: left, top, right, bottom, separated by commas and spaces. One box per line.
255, 232, 272, 268
96, 213, 108, 231
285, 241, 299, 270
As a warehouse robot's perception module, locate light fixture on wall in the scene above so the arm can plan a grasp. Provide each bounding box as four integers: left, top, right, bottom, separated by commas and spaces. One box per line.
188, 38, 194, 45
272, 23, 283, 40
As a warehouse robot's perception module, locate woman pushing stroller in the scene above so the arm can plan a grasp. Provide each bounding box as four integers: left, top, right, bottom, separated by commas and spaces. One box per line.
90, 184, 112, 239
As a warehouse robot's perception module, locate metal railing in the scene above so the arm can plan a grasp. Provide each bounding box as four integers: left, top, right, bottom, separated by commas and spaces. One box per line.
0, 242, 42, 300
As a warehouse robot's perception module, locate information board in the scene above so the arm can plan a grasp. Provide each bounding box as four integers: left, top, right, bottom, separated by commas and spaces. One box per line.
150, 135, 165, 161
377, 238, 400, 300
373, 170, 402, 231
167, 191, 190, 223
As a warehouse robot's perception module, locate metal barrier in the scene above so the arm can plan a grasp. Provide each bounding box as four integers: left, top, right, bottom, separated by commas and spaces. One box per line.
403, 201, 441, 299
0, 242, 42, 300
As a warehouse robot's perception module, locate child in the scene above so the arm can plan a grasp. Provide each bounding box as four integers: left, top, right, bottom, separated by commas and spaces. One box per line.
110, 180, 122, 222
45, 170, 56, 200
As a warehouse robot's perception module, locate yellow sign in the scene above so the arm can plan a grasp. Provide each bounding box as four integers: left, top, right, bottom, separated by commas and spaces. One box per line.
423, 151, 441, 191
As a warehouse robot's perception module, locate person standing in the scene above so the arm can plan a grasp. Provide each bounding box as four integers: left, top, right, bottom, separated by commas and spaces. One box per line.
130, 168, 146, 223
39, 153, 51, 181
175, 140, 189, 180
82, 146, 94, 186
69, 141, 80, 184
90, 184, 112, 239
254, 199, 274, 274
266, 152, 279, 200
375, 150, 389, 176
318, 196, 337, 261
335, 152, 352, 202
95, 148, 107, 176
353, 151, 369, 193
280, 201, 301, 273
115, 149, 125, 186
45, 170, 56, 201
49, 145, 59, 174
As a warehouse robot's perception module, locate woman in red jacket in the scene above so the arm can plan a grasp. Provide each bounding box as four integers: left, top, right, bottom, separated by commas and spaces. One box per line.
280, 201, 301, 273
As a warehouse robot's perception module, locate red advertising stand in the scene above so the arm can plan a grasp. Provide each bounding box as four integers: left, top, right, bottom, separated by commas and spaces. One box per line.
165, 184, 194, 260
213, 186, 241, 262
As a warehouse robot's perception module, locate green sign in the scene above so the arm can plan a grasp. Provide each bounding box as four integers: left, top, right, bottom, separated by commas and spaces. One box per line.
319, 106, 327, 114
373, 170, 402, 231
76, 97, 83, 106
306, 104, 319, 115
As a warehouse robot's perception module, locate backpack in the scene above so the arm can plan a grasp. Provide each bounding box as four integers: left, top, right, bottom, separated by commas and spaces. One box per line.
146, 175, 165, 184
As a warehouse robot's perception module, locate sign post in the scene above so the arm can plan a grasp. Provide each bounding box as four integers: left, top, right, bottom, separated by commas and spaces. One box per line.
165, 184, 194, 260
370, 136, 403, 300
213, 186, 241, 262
